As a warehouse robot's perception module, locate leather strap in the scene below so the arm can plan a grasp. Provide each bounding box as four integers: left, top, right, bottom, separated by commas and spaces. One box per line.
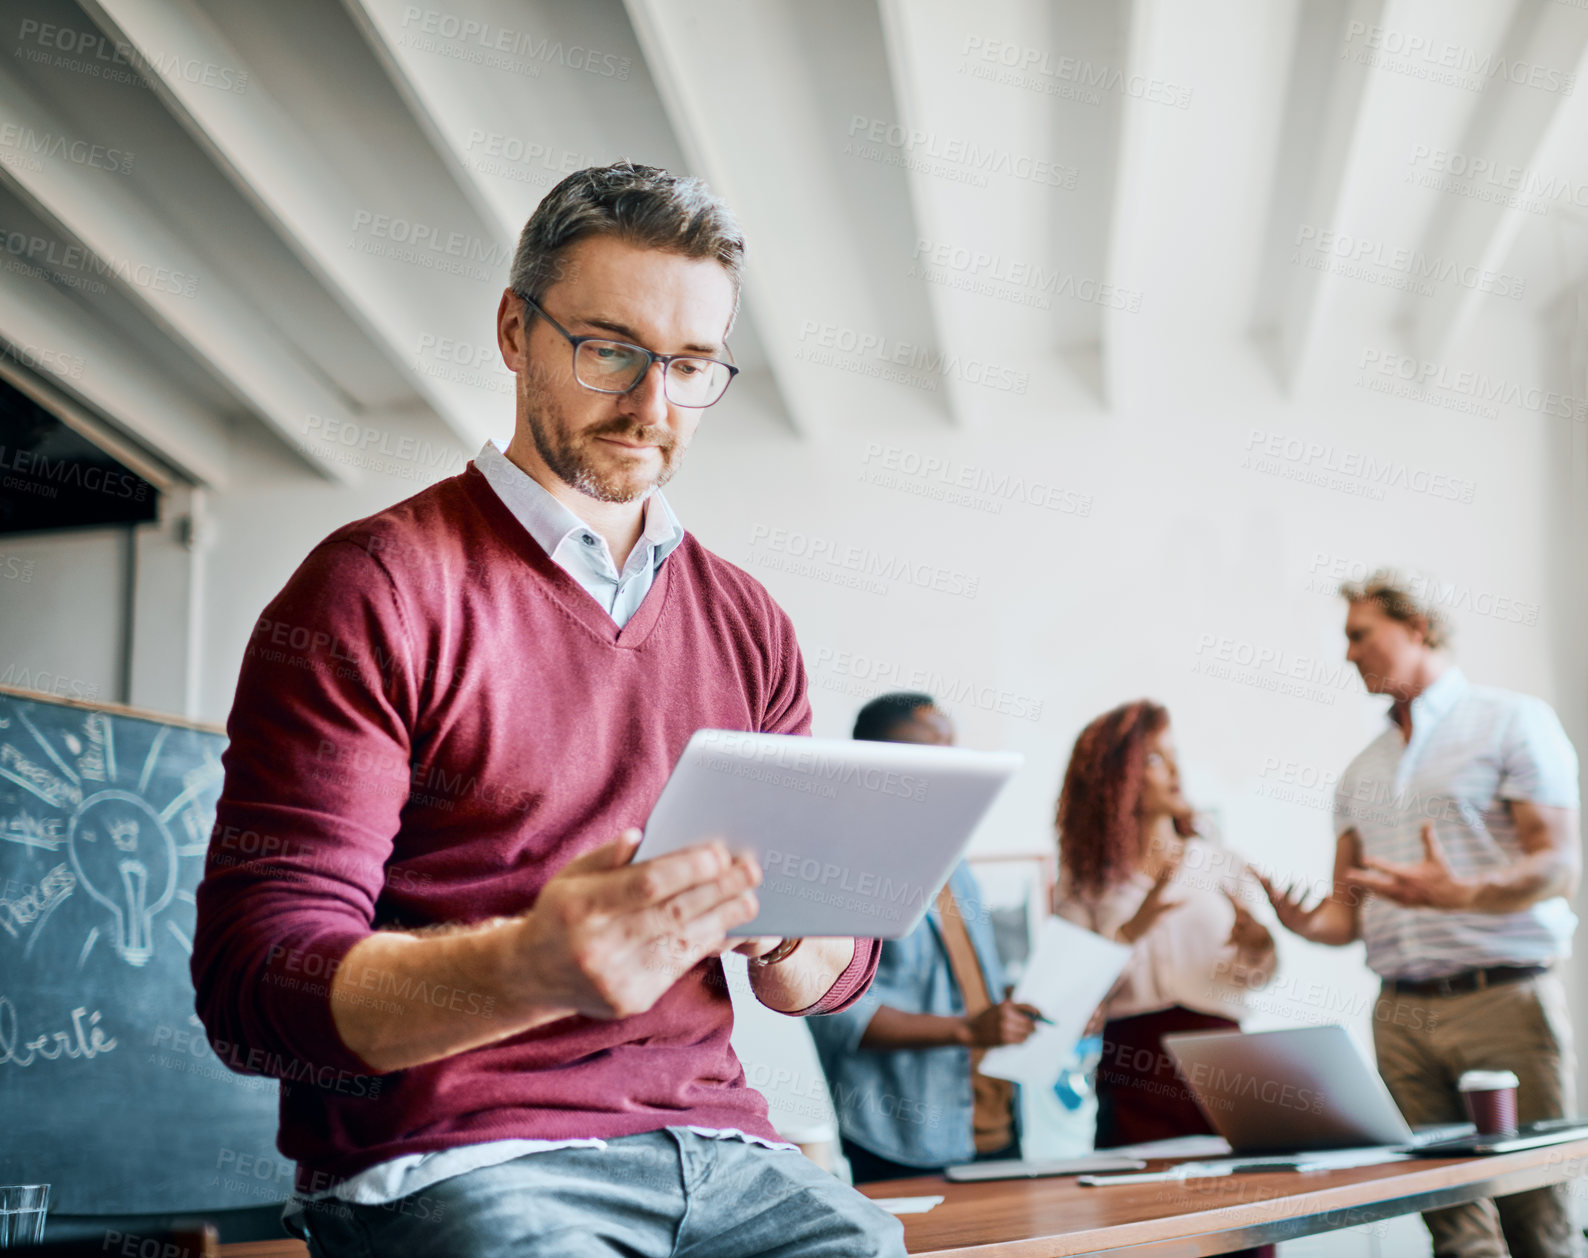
935, 884, 1016, 1155
1381, 964, 1547, 998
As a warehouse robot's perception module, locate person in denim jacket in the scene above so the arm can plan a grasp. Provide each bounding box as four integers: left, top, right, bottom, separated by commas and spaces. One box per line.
808, 694, 1040, 1183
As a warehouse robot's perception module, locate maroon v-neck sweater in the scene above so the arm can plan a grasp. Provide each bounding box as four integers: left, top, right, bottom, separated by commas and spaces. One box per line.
192, 463, 879, 1190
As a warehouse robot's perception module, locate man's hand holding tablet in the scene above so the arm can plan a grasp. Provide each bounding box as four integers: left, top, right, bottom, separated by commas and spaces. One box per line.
500, 830, 855, 1024
504, 828, 766, 1020
330, 827, 777, 1071
332, 733, 1018, 1070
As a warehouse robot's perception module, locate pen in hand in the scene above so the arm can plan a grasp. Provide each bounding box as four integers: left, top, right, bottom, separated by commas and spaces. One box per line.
1002, 985, 1052, 1026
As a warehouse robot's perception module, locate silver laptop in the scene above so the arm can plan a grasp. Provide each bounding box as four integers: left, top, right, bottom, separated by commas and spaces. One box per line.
1162, 1025, 1469, 1157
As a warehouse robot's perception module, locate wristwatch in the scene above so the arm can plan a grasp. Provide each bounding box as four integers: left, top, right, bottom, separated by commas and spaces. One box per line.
749, 937, 803, 968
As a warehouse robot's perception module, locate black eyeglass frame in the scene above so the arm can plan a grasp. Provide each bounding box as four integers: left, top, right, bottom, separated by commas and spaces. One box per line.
515, 290, 739, 408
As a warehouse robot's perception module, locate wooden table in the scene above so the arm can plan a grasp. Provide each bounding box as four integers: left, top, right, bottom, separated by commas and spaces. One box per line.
214, 1139, 1588, 1257
856, 1138, 1588, 1255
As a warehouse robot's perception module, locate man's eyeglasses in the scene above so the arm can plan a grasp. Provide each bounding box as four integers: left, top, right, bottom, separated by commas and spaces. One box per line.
516, 291, 739, 408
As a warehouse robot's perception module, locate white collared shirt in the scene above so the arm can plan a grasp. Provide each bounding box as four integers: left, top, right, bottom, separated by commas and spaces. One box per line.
1335, 667, 1581, 980
474, 438, 684, 628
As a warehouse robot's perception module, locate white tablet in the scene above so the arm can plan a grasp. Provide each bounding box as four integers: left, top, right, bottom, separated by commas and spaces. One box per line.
635, 730, 1023, 939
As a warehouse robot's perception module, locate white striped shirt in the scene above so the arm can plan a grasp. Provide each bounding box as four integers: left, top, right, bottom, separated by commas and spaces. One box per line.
1335, 667, 1580, 981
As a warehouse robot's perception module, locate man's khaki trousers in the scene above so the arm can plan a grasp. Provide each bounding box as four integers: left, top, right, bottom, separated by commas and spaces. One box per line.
1375, 972, 1581, 1258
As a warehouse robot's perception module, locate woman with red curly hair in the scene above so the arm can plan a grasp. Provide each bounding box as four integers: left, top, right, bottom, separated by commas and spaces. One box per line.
1054, 700, 1277, 1153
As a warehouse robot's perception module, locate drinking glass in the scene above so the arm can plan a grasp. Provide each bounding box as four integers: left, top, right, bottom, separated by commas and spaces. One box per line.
0, 1184, 49, 1247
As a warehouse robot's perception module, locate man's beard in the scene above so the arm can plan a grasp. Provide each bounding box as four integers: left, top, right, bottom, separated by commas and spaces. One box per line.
524, 391, 681, 504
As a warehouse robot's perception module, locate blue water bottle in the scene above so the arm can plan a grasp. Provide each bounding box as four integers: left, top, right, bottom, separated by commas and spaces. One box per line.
1053, 1035, 1104, 1111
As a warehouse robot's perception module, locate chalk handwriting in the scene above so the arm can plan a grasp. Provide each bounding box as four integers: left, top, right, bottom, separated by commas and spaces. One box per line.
0, 861, 75, 939
79, 715, 110, 783
0, 995, 116, 1066
0, 743, 81, 809
0, 812, 65, 851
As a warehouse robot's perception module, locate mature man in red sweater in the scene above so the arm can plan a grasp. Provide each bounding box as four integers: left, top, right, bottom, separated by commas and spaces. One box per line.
193, 161, 902, 1256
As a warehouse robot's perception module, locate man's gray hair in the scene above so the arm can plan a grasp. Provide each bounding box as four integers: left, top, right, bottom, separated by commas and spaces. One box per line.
1340, 567, 1452, 649
508, 160, 744, 326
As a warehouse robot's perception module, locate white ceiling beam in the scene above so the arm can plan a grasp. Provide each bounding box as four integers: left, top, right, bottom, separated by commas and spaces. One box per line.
1270, 0, 1394, 395
877, 0, 1116, 423
1411, 1, 1588, 361
1102, 0, 1301, 411
1100, 0, 1154, 412
337, 0, 571, 253
337, 1, 499, 249
0, 272, 230, 487
624, 0, 949, 437
872, 0, 966, 426
344, 0, 803, 435
0, 62, 357, 484
79, 0, 499, 452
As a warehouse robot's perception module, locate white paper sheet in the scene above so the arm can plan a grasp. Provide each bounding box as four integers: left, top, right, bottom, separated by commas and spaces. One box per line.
873, 1196, 944, 1214
978, 915, 1132, 1085
945, 1154, 1147, 1181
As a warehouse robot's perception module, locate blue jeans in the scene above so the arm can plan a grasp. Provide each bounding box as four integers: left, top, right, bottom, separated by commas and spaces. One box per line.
282, 1128, 906, 1257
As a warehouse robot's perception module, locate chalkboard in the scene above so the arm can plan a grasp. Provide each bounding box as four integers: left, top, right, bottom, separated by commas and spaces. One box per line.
0, 687, 284, 1214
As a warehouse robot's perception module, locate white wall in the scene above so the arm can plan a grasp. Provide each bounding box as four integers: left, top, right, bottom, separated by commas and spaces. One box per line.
0, 487, 215, 720
182, 309, 1583, 1144
0, 528, 127, 706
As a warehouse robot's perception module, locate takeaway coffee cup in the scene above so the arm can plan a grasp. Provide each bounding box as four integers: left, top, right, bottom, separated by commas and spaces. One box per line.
1458, 1070, 1520, 1136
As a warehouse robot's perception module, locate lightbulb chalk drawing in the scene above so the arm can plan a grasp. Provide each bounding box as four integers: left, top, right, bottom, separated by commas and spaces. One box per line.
68, 791, 178, 967
0, 701, 217, 968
